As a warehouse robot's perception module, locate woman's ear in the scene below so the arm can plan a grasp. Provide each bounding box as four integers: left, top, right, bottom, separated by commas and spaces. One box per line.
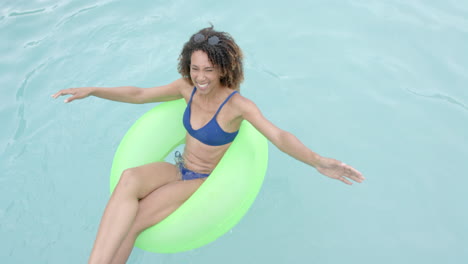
220, 68, 227, 77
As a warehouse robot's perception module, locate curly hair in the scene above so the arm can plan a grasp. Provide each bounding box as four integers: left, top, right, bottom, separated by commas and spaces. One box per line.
178, 26, 244, 91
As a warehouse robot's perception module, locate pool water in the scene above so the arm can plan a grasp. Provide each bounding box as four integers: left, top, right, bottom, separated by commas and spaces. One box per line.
1, 0, 467, 263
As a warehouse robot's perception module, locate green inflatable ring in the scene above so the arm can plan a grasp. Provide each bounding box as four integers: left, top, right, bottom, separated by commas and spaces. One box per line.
110, 98, 268, 253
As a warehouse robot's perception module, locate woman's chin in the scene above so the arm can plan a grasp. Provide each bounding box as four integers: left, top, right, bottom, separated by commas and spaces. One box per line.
197, 84, 210, 92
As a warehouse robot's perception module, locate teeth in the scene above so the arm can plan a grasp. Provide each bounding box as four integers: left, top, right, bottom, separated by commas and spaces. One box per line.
198, 83, 208, 88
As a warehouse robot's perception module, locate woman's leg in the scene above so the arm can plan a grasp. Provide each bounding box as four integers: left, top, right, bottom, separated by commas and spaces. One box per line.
88, 162, 180, 264
110, 178, 206, 264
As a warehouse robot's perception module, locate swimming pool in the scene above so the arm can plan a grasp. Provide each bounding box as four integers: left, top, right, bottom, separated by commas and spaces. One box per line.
1, 0, 467, 263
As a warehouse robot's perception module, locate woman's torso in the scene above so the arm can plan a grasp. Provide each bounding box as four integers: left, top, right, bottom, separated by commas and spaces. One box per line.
178, 80, 244, 174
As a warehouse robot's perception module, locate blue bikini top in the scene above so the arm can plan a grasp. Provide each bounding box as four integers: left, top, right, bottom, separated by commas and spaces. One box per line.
183, 87, 239, 146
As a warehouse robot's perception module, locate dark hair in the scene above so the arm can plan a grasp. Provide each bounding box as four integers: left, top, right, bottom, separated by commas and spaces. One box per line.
177, 26, 244, 91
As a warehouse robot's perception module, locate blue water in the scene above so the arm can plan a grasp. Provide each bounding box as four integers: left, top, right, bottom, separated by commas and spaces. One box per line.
1, 0, 468, 263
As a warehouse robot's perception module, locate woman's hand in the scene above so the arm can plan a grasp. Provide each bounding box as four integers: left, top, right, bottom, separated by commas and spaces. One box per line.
316, 157, 365, 185
51, 87, 94, 103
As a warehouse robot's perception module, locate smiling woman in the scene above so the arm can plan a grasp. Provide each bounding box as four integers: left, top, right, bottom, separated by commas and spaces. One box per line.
178, 27, 244, 92
52, 25, 364, 264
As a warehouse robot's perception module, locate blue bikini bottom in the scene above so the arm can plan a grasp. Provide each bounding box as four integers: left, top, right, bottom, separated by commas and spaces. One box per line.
174, 151, 210, 181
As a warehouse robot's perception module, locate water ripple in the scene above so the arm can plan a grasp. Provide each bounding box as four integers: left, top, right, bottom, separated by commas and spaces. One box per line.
16, 59, 49, 100
22, 36, 45, 49
9, 8, 46, 17
261, 66, 289, 80
3, 4, 60, 21
405, 86, 468, 112
13, 59, 51, 142
55, 4, 101, 29
12, 104, 26, 141
22, 2, 108, 49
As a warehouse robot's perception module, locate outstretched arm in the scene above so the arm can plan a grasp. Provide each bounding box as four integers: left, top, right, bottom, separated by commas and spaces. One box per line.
51, 78, 184, 104
238, 96, 365, 185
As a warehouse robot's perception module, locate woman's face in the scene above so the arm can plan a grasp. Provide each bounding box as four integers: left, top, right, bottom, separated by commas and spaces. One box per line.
190, 50, 222, 94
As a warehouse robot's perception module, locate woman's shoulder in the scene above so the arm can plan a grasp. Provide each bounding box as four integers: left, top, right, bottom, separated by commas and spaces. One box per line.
176, 78, 194, 91
176, 78, 195, 100
230, 92, 260, 118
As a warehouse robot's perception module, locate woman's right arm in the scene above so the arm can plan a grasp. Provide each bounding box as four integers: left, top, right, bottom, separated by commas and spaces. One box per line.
52, 79, 184, 104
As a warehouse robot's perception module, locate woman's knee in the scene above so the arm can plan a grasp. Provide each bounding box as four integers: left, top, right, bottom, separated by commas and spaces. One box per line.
116, 162, 180, 199
116, 168, 141, 195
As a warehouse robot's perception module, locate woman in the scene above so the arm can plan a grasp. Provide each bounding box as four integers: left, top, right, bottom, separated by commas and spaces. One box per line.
52, 26, 364, 264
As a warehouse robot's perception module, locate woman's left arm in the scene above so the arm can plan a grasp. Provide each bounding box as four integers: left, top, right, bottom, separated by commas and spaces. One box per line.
238, 96, 365, 185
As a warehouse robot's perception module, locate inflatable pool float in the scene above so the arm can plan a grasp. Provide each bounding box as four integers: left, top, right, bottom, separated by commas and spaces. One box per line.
110, 98, 268, 253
